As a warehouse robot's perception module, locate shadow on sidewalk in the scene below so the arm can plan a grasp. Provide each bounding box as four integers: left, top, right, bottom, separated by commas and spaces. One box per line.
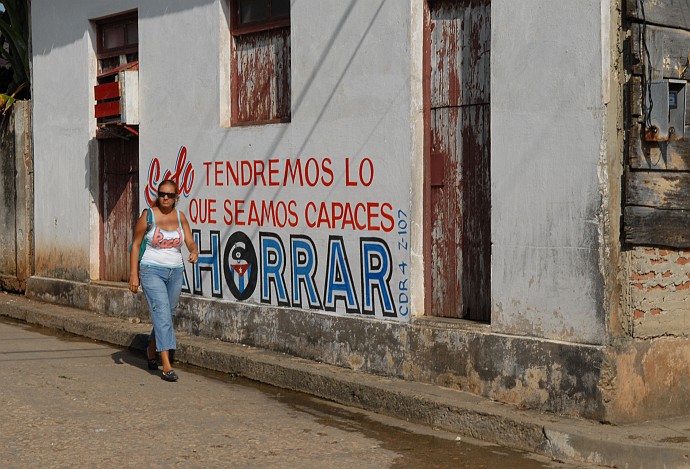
110, 333, 176, 375
110, 333, 156, 374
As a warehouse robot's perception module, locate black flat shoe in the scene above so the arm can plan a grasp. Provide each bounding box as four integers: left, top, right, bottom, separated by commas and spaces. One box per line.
161, 370, 178, 382
146, 349, 158, 370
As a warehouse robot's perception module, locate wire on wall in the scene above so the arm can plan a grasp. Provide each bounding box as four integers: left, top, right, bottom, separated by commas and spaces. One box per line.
637, 0, 653, 130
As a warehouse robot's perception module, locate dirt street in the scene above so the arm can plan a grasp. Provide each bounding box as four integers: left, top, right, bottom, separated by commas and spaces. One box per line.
0, 317, 588, 468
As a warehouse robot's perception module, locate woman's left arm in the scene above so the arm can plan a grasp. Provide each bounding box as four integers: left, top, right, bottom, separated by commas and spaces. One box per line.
180, 212, 199, 264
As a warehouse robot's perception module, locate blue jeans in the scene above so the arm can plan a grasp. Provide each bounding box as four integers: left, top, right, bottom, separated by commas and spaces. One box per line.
140, 265, 184, 352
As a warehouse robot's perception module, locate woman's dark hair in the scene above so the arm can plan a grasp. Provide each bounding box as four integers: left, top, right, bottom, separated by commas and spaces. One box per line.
156, 179, 179, 208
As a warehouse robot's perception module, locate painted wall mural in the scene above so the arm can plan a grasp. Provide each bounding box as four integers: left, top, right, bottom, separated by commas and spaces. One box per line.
146, 146, 411, 320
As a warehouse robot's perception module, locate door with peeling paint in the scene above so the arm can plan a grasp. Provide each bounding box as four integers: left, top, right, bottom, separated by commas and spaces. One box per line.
100, 138, 139, 282
426, 0, 490, 320
96, 12, 140, 282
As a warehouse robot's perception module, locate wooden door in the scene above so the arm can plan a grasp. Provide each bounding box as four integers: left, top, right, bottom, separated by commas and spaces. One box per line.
100, 137, 139, 281
96, 12, 139, 282
427, 0, 490, 320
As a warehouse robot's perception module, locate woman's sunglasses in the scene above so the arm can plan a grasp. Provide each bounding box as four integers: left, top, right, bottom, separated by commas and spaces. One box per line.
158, 191, 177, 199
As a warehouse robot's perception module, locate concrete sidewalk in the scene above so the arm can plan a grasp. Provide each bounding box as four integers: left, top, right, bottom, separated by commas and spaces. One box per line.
0, 292, 688, 468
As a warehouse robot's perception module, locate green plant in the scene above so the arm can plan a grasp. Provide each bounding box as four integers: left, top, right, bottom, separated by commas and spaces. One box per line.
0, 0, 30, 105
0, 81, 25, 115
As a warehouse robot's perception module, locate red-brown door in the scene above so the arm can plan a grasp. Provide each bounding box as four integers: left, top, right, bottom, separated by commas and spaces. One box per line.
426, 0, 490, 320
100, 137, 139, 281
96, 12, 139, 282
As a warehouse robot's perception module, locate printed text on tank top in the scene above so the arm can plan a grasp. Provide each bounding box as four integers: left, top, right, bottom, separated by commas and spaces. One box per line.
150, 209, 183, 249
151, 226, 183, 248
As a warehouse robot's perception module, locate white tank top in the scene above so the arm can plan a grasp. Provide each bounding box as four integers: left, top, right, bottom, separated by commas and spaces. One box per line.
140, 209, 184, 268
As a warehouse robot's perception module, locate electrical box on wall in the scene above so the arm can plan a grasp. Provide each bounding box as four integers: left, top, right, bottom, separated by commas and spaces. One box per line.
645, 78, 686, 141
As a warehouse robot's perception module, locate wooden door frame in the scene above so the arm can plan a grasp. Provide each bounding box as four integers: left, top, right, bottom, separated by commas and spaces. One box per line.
98, 139, 105, 280
422, 0, 491, 321
423, 0, 433, 317
97, 136, 140, 281
95, 10, 140, 282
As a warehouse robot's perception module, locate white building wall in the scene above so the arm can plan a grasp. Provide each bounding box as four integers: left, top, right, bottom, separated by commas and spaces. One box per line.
491, 0, 609, 344
32, 0, 415, 319
31, 1, 129, 280
31, 0, 613, 343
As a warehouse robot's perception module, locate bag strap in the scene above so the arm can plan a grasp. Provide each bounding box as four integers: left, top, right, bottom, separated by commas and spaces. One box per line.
145, 207, 153, 233
129, 208, 154, 255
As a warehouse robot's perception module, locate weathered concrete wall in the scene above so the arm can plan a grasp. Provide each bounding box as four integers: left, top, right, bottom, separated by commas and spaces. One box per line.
0, 101, 33, 292
27, 277, 608, 420
603, 337, 690, 423
628, 247, 690, 338
31, 275, 690, 423
0, 111, 17, 285
616, 238, 690, 422
491, 0, 608, 344
603, 0, 626, 341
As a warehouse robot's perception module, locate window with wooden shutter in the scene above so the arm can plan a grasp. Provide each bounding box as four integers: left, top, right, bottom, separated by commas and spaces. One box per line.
94, 11, 139, 135
230, 0, 291, 125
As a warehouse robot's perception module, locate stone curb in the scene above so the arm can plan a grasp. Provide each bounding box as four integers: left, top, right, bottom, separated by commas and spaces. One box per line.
1, 294, 688, 468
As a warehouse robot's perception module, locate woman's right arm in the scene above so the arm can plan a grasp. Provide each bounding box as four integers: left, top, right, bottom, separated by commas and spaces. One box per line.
129, 210, 149, 292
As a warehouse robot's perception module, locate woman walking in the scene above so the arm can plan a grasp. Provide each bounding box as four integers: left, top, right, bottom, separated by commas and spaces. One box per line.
129, 179, 198, 382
